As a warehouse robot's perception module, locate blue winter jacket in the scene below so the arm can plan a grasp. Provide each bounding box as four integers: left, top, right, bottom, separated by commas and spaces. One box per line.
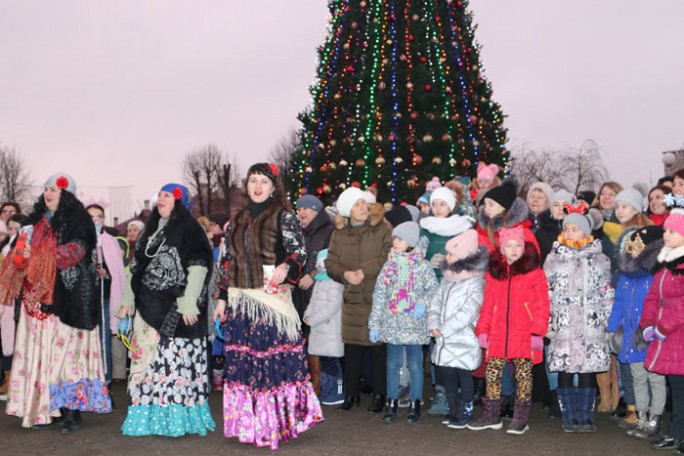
607, 269, 653, 364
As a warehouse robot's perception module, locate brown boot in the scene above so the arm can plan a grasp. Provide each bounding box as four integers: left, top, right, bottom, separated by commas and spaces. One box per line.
308, 355, 321, 396
618, 405, 638, 429
0, 370, 10, 398
596, 371, 611, 412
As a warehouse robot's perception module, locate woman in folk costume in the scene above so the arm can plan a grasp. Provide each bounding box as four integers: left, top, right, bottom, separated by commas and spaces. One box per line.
214, 163, 322, 450
0, 172, 111, 432
118, 183, 215, 437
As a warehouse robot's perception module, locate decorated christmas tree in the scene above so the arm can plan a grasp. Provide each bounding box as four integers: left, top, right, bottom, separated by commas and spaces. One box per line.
289, 0, 509, 204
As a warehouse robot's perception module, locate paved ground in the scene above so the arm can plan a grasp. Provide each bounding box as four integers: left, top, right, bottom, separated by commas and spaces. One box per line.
1, 382, 662, 456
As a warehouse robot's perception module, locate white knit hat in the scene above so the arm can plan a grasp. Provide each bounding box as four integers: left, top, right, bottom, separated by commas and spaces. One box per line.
616, 187, 645, 212
44, 172, 77, 194
430, 187, 457, 211
336, 187, 366, 217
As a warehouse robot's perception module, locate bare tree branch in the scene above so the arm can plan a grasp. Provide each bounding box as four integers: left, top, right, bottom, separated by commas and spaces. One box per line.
0, 144, 32, 207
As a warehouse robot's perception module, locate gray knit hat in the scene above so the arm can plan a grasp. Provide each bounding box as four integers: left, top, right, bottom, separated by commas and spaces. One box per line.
392, 221, 420, 248
549, 189, 577, 207
528, 182, 554, 205
563, 212, 593, 236
615, 187, 645, 212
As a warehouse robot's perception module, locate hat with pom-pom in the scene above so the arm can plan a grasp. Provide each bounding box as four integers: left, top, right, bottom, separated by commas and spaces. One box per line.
425, 177, 442, 192
477, 163, 499, 182
483, 179, 518, 211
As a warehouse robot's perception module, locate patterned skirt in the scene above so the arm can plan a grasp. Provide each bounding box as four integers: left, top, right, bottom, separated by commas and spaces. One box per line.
222, 288, 323, 450
121, 314, 215, 437
6, 302, 112, 428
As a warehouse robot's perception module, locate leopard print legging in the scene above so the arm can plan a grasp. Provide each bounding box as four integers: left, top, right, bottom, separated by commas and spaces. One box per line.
484, 357, 533, 401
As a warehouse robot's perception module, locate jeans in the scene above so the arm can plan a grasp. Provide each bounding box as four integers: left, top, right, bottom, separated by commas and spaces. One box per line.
502, 362, 515, 396
619, 360, 635, 405
387, 344, 423, 401
631, 362, 667, 415
545, 345, 559, 390
668, 375, 684, 440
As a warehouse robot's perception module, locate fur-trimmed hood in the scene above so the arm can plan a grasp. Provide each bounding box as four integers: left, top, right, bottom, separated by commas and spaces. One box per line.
440, 244, 490, 276
489, 242, 540, 280
477, 196, 529, 231
657, 244, 684, 274
616, 228, 664, 275
334, 202, 385, 230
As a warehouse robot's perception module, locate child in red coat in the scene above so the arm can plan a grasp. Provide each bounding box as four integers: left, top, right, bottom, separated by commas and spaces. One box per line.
467, 226, 550, 435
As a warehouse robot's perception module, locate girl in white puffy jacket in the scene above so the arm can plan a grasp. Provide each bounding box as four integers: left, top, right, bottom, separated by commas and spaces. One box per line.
427, 229, 489, 429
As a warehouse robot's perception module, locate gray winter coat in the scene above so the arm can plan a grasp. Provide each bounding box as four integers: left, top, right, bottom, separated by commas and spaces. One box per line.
305, 277, 344, 357
427, 245, 489, 370
545, 239, 614, 373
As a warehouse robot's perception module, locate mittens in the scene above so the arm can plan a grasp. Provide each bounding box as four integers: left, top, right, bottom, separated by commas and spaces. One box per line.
369, 329, 379, 344
643, 326, 655, 342
413, 302, 426, 320
478, 333, 489, 349
531, 335, 544, 351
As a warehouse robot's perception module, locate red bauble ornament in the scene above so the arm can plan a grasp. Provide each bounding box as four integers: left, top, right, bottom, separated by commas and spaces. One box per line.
469, 114, 478, 124
419, 56, 427, 63
378, 81, 386, 90
424, 84, 432, 92
413, 155, 423, 165
351, 181, 361, 188
408, 34, 415, 41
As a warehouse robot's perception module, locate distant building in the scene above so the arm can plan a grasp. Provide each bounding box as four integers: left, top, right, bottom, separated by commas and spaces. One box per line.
663, 148, 684, 175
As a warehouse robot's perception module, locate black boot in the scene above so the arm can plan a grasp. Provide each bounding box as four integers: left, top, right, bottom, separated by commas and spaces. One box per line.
406, 400, 421, 424
383, 399, 399, 423
32, 407, 67, 430
368, 394, 386, 414
547, 390, 561, 419
60, 409, 81, 434
500, 395, 514, 418
473, 377, 486, 406
337, 394, 360, 411
441, 394, 460, 425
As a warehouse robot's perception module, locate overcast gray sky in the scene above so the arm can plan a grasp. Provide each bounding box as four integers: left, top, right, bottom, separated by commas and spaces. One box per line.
1, 0, 683, 213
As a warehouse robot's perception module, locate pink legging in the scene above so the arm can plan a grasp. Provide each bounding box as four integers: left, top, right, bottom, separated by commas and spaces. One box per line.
0, 303, 15, 357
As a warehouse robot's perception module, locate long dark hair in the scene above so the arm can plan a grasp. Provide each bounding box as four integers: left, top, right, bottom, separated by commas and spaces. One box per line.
242, 163, 290, 211
23, 189, 96, 250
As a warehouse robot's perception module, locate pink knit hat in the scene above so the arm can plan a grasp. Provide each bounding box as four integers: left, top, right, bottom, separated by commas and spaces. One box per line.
498, 225, 525, 254
664, 208, 684, 237
445, 229, 478, 259
477, 162, 499, 182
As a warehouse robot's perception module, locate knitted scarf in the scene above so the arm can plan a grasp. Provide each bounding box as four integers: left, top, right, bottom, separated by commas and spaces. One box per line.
381, 249, 420, 315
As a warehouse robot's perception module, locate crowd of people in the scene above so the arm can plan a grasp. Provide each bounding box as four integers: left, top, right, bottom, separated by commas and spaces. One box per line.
0, 162, 683, 453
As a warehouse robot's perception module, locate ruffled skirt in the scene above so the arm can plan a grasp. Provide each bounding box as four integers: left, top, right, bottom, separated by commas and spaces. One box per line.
6, 303, 111, 428
121, 314, 215, 437
221, 289, 323, 450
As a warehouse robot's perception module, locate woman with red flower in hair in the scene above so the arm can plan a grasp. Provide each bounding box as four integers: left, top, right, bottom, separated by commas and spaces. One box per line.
213, 163, 323, 449
117, 183, 215, 437
0, 172, 112, 432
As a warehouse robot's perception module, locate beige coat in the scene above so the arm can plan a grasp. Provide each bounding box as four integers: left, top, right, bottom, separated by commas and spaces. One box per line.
325, 203, 392, 346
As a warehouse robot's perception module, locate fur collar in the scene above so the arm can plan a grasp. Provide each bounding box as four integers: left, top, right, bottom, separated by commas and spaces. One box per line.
440, 244, 490, 275
420, 214, 473, 237
551, 238, 603, 258
657, 244, 684, 273
334, 202, 385, 230
616, 229, 664, 274
477, 196, 529, 231
489, 242, 541, 280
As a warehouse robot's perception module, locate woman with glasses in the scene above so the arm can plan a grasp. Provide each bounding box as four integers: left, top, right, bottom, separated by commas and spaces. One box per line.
117, 183, 215, 437
0, 173, 111, 432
